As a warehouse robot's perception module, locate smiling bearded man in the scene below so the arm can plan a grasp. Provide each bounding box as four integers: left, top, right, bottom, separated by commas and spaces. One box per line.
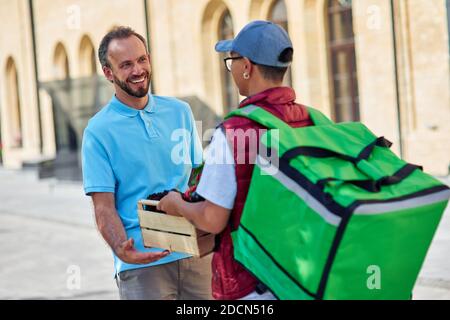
81, 26, 212, 300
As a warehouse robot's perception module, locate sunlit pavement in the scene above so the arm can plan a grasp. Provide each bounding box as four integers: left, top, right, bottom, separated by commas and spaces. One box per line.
0, 168, 448, 300
0, 168, 117, 300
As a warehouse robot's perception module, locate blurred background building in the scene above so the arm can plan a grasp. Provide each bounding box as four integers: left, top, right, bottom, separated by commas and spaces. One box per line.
0, 0, 449, 180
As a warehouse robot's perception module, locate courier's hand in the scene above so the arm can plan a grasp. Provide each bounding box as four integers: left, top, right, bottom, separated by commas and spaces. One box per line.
157, 191, 183, 216
115, 238, 169, 264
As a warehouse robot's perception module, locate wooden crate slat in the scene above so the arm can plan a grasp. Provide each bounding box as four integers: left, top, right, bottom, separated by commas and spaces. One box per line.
138, 199, 214, 258
141, 228, 201, 256
138, 209, 197, 235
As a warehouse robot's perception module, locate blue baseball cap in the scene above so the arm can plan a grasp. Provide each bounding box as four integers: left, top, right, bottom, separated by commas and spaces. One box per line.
215, 20, 293, 68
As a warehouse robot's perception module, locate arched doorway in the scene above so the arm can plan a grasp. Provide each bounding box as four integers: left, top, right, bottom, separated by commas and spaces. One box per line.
79, 35, 97, 77
54, 43, 70, 80
5, 57, 23, 150
52, 42, 78, 153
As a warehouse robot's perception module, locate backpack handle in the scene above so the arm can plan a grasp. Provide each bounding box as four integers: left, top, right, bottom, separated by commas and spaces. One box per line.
316, 163, 422, 193
281, 137, 393, 165
280, 136, 394, 182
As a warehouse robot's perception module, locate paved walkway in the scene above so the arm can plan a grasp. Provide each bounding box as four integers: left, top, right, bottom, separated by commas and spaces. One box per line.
0, 168, 117, 299
0, 168, 448, 299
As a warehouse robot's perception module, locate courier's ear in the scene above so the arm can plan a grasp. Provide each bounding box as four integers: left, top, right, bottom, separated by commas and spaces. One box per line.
242, 57, 254, 77
103, 66, 114, 83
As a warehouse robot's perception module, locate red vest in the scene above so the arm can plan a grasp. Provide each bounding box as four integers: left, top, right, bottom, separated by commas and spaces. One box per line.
211, 87, 313, 300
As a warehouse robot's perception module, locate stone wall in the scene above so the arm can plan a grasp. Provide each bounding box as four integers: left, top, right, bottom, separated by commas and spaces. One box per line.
0, 0, 448, 174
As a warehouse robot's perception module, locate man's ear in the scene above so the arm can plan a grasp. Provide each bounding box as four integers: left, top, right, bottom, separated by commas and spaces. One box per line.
243, 57, 253, 75
103, 66, 114, 83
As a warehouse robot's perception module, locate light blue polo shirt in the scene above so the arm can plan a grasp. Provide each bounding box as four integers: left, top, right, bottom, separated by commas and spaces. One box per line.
81, 93, 203, 276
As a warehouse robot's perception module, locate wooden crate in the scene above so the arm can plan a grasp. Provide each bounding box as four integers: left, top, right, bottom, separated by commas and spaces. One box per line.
137, 199, 215, 257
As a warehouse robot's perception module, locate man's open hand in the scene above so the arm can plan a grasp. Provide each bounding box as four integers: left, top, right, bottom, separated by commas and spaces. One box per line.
115, 238, 169, 264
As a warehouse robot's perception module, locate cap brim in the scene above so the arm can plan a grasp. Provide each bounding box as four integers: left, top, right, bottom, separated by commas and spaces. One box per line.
215, 40, 234, 52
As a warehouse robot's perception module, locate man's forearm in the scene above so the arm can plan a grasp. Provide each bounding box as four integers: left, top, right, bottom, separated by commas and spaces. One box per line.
158, 192, 231, 234
175, 200, 229, 234
176, 201, 208, 231
91, 193, 170, 265
95, 206, 127, 254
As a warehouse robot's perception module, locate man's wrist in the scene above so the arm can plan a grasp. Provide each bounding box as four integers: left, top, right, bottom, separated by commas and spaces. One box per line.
112, 240, 126, 258
174, 197, 184, 217
112, 245, 122, 258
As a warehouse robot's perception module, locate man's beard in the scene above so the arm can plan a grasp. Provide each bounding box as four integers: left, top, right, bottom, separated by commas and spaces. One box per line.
113, 71, 151, 98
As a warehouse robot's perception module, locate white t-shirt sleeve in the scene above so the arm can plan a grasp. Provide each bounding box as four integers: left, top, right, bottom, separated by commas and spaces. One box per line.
196, 128, 237, 210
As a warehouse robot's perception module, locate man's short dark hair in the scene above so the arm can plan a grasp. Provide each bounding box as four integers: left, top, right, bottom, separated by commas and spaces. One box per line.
98, 26, 148, 68
256, 48, 293, 82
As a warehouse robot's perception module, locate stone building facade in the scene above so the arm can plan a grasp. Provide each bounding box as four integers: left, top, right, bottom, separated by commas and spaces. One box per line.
0, 0, 449, 175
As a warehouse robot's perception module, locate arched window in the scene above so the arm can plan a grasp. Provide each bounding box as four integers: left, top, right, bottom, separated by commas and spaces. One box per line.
5, 58, 23, 148
52, 43, 77, 151
268, 0, 292, 86
218, 10, 238, 114
53, 42, 70, 81
327, 0, 360, 122
79, 35, 97, 77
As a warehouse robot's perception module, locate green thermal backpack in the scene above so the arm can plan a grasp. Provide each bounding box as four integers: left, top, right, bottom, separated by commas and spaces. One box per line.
225, 105, 450, 300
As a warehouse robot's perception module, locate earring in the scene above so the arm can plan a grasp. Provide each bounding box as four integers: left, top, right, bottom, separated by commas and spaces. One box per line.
243, 72, 250, 80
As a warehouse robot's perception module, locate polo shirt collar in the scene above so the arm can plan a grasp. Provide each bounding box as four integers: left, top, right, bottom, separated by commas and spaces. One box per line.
110, 94, 156, 117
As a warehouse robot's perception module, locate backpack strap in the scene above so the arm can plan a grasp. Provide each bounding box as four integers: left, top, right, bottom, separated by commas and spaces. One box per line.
225, 104, 333, 130
225, 104, 292, 131
306, 107, 334, 126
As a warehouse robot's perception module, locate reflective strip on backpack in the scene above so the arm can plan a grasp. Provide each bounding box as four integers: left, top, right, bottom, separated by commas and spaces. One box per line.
257, 155, 342, 226
354, 189, 450, 215
240, 104, 259, 115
